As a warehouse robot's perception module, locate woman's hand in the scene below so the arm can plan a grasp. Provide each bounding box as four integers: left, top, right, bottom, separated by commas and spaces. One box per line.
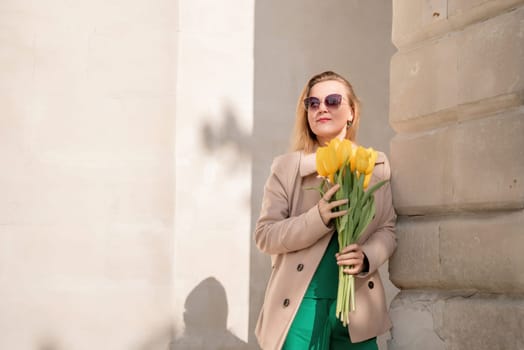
318, 184, 348, 226
336, 243, 366, 275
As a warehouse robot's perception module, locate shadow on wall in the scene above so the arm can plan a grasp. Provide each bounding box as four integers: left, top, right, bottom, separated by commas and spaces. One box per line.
201, 102, 252, 163
170, 277, 248, 350
38, 338, 62, 350
136, 325, 175, 350
199, 102, 255, 348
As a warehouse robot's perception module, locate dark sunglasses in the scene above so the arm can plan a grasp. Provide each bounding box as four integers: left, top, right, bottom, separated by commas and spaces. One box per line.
303, 93, 343, 110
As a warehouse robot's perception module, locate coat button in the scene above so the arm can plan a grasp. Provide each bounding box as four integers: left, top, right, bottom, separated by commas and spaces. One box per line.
297, 263, 304, 271
283, 298, 290, 307
368, 281, 374, 289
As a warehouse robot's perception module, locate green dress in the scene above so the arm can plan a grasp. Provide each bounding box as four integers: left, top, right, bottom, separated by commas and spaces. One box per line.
282, 233, 378, 350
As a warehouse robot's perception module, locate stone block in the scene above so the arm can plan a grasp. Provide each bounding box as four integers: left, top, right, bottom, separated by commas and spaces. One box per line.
448, 0, 524, 20
389, 218, 442, 289
392, 0, 448, 49
389, 291, 524, 350
390, 6, 524, 131
441, 294, 524, 350
391, 107, 524, 214
390, 36, 459, 130
388, 291, 446, 350
392, 0, 524, 48
452, 108, 524, 209
457, 6, 524, 105
390, 128, 453, 213
439, 212, 524, 293
390, 211, 524, 293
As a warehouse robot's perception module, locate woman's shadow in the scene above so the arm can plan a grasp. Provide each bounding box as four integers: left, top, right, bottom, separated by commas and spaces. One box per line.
170, 277, 248, 350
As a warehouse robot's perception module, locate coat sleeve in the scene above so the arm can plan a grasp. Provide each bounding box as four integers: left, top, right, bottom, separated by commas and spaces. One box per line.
254, 154, 334, 255
358, 153, 397, 278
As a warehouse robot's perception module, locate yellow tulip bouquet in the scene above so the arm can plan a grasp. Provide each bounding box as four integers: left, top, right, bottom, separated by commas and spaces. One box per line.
314, 138, 387, 326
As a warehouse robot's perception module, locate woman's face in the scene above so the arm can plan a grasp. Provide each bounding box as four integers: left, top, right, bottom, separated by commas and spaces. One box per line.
306, 80, 353, 147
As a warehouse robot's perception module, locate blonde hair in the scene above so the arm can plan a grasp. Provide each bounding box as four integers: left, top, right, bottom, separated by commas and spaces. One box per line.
291, 71, 361, 153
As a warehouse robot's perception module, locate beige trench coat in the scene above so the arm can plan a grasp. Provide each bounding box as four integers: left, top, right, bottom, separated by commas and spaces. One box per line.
254, 150, 397, 350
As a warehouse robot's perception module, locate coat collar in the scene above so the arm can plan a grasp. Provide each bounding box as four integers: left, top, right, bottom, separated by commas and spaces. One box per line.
299, 152, 317, 177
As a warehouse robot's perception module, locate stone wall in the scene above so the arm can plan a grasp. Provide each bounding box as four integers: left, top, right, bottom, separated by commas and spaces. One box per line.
388, 1, 524, 349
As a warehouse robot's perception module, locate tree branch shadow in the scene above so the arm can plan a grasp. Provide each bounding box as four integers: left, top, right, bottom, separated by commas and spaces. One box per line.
201, 102, 252, 171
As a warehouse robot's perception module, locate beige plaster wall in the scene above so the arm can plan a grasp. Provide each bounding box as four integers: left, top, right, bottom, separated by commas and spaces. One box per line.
1, 0, 256, 348
173, 0, 253, 347
251, 1, 397, 348
0, 1, 176, 349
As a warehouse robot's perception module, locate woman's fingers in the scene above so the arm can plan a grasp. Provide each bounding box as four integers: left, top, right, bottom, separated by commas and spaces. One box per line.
327, 199, 348, 209
318, 184, 350, 225
337, 256, 363, 275
324, 208, 348, 220
342, 265, 362, 275
323, 184, 340, 201
336, 244, 365, 275
318, 203, 347, 225
337, 256, 362, 266
339, 243, 360, 254
319, 204, 345, 225
336, 252, 362, 264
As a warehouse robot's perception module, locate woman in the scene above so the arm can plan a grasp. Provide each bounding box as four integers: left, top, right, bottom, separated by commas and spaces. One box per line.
254, 71, 397, 350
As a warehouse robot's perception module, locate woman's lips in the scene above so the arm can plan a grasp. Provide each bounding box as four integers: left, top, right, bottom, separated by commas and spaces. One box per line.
317, 117, 331, 122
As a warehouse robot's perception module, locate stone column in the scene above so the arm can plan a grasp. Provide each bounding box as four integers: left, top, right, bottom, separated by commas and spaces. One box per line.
388, 1, 524, 349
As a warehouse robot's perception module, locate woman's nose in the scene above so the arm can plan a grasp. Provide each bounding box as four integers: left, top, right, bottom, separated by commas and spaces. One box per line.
318, 100, 328, 112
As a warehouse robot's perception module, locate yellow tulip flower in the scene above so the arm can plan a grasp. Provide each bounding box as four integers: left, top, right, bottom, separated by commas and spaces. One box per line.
316, 145, 338, 183
355, 146, 370, 174
365, 148, 378, 175
336, 139, 353, 168
328, 138, 341, 149
316, 147, 329, 178
327, 138, 341, 165
363, 173, 372, 189
349, 146, 357, 172
324, 147, 338, 183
